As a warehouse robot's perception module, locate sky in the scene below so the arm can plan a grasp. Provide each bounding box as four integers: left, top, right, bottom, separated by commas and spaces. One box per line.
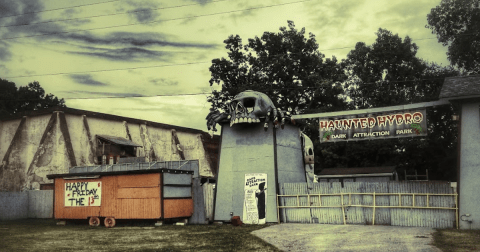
0, 0, 451, 132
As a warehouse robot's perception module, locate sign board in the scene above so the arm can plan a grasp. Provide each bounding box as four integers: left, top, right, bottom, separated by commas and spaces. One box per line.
65, 181, 102, 207
319, 109, 427, 143
243, 173, 267, 224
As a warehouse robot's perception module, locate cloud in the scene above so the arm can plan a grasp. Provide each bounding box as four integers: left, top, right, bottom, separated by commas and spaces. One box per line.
149, 78, 179, 86
69, 74, 108, 86
69, 46, 172, 62
63, 90, 144, 98
128, 7, 158, 23
0, 44, 12, 60
62, 31, 218, 48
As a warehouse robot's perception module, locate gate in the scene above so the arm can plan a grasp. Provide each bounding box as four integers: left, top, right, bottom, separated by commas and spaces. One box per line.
277, 181, 458, 228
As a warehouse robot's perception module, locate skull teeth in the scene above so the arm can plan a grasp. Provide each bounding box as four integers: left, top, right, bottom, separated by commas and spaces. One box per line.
248, 118, 252, 123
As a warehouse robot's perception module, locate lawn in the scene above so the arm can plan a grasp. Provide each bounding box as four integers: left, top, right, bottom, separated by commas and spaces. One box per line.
0, 219, 280, 252
432, 228, 480, 252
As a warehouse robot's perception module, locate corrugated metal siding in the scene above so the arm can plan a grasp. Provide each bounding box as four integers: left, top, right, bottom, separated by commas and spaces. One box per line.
279, 181, 456, 228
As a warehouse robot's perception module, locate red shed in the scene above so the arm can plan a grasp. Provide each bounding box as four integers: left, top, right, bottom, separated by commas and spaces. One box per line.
47, 169, 194, 227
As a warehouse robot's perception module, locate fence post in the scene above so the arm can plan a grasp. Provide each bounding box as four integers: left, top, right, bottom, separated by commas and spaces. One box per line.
341, 193, 346, 225
372, 191, 376, 225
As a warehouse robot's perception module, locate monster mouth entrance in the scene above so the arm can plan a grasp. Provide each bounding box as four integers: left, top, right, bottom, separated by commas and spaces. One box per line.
230, 117, 262, 127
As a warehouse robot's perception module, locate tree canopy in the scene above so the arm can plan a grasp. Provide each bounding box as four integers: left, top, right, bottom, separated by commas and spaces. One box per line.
208, 21, 347, 116
427, 0, 480, 73
0, 78, 65, 116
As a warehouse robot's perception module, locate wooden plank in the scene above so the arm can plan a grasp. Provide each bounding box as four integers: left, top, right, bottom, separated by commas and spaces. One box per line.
117, 174, 160, 188
117, 187, 160, 199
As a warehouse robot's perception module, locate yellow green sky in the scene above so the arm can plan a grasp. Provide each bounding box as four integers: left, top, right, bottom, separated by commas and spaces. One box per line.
0, 0, 450, 131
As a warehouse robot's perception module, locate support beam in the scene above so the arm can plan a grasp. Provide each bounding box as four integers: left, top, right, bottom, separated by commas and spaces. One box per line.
27, 113, 57, 175
2, 116, 27, 166
58, 112, 77, 167
82, 115, 96, 164
171, 129, 185, 160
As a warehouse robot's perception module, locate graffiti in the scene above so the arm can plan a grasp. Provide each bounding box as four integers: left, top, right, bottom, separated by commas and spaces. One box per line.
410, 123, 423, 135
65, 181, 101, 207
322, 131, 333, 140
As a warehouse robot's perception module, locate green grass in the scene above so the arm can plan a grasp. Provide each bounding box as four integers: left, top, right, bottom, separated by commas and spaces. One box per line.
432, 228, 480, 252
0, 219, 280, 252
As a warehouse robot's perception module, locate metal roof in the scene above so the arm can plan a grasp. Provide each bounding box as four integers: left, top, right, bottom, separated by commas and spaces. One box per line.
318, 166, 396, 176
439, 75, 480, 99
46, 168, 193, 179
96, 134, 143, 147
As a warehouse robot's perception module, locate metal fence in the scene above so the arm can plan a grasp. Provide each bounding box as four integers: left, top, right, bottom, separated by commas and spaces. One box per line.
278, 181, 458, 228
0, 190, 53, 220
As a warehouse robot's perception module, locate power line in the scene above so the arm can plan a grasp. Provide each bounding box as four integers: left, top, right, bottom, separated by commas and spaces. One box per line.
0, 0, 229, 28
5, 62, 210, 79
0, 0, 314, 41
0, 0, 122, 19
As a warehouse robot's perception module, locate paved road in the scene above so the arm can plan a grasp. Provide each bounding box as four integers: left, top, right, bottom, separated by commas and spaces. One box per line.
252, 224, 442, 252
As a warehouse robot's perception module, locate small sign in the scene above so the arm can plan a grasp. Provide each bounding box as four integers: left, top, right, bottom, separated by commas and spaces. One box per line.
64, 181, 102, 207
319, 109, 427, 143
243, 173, 267, 224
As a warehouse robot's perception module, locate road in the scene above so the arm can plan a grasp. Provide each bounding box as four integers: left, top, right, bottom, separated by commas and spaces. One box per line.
252, 223, 442, 252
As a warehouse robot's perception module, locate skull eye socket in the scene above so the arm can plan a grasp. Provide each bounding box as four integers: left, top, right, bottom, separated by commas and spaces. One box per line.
308, 148, 313, 156
243, 98, 256, 108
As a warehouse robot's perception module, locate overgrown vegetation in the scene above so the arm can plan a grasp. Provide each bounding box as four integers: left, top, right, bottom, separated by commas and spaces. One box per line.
0, 219, 280, 252
432, 229, 480, 252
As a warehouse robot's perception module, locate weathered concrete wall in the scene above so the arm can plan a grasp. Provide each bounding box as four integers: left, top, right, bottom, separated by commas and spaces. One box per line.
459, 101, 480, 229
214, 123, 306, 223
1, 110, 215, 191
0, 190, 54, 220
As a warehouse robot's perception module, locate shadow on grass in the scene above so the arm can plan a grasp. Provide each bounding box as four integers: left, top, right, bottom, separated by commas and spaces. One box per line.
0, 219, 281, 252
432, 228, 480, 252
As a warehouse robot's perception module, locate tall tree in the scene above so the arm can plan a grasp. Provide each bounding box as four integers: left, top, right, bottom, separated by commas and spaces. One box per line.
0, 79, 65, 116
427, 0, 480, 73
335, 29, 459, 181
208, 21, 346, 116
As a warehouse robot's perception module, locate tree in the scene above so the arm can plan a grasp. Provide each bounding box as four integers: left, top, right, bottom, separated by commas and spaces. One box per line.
208, 21, 346, 116
0, 78, 65, 116
334, 28, 460, 181
427, 0, 480, 73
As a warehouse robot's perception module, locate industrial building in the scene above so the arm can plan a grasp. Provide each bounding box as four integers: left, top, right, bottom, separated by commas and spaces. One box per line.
0, 107, 219, 191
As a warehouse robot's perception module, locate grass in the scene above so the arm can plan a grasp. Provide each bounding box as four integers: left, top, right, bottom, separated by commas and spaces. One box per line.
432, 228, 480, 252
0, 219, 281, 252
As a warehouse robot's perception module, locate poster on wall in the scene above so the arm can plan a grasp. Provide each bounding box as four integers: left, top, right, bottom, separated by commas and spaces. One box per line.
319, 108, 428, 143
243, 173, 267, 224
65, 181, 102, 207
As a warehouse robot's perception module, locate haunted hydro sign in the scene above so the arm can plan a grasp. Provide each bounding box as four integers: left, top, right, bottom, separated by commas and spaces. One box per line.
319, 109, 427, 143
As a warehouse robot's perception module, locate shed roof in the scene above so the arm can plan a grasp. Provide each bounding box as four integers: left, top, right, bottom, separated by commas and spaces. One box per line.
439, 75, 480, 100
96, 134, 143, 147
318, 166, 396, 176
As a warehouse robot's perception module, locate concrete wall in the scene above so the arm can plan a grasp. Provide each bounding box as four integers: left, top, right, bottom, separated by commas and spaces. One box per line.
459, 101, 480, 229
0, 190, 53, 220
0, 111, 215, 191
214, 123, 305, 223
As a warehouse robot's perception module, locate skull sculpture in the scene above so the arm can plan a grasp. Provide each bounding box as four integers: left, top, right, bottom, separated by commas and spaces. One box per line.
206, 90, 292, 133
301, 133, 315, 189
229, 90, 276, 128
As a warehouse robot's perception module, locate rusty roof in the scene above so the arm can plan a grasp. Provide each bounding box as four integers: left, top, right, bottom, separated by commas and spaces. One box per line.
318, 166, 396, 176
439, 75, 480, 100
96, 134, 143, 147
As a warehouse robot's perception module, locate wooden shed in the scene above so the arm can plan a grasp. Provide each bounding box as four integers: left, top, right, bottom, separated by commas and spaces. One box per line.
47, 169, 193, 227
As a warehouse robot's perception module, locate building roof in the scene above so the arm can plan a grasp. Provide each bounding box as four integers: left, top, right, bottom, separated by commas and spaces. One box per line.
439, 75, 480, 100
318, 166, 396, 176
97, 134, 143, 147
0, 106, 210, 136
